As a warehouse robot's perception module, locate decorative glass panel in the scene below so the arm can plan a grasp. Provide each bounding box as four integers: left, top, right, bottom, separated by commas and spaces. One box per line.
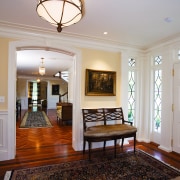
128, 58, 136, 123
128, 58, 136, 67
128, 71, 135, 122
153, 56, 162, 132
154, 56, 162, 65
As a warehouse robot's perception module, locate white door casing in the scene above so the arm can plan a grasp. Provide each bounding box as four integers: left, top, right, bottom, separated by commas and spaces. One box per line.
8, 40, 82, 160
173, 62, 180, 153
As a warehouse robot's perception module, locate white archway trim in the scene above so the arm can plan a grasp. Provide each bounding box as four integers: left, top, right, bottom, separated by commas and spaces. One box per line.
8, 40, 82, 159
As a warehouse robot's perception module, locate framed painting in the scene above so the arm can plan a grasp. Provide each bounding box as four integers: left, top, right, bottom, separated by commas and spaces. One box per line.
85, 69, 116, 96
52, 84, 59, 95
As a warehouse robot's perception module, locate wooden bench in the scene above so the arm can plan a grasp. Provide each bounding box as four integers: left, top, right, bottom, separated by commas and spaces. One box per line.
82, 107, 137, 160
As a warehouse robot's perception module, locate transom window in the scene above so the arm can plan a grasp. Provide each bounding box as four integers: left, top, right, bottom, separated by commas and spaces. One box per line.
128, 58, 136, 67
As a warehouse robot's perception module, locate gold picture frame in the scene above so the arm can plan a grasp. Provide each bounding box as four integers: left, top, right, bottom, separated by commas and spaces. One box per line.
85, 69, 116, 96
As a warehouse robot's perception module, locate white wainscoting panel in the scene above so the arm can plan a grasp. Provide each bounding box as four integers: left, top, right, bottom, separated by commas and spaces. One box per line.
0, 110, 8, 161
20, 97, 28, 109
0, 118, 3, 147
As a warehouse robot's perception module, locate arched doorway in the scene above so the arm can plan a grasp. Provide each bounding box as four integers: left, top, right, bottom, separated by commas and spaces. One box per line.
8, 40, 82, 160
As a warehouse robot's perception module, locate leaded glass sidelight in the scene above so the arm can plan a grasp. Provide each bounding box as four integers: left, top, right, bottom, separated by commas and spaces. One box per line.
128, 58, 136, 123
153, 56, 162, 132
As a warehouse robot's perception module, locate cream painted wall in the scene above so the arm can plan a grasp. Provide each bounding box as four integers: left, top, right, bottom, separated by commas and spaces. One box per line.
81, 48, 121, 108
17, 79, 27, 98
0, 38, 13, 109
40, 81, 47, 100
47, 79, 68, 109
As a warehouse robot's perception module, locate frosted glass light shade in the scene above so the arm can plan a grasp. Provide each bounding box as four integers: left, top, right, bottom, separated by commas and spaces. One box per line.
36, 0, 83, 32
39, 66, 45, 76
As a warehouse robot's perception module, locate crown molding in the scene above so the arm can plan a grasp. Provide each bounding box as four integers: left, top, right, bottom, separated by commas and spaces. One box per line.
144, 33, 180, 53
0, 21, 144, 52
1, 21, 179, 53
17, 75, 64, 82
145, 34, 180, 53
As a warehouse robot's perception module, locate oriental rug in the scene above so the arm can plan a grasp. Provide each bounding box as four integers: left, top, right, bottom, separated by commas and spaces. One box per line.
20, 111, 52, 128
8, 150, 180, 180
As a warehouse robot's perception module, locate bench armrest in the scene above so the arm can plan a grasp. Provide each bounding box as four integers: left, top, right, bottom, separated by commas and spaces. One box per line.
124, 120, 133, 126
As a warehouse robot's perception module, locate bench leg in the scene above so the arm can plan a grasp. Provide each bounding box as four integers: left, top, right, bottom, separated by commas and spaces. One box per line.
121, 138, 124, 148
134, 134, 136, 153
83, 138, 86, 154
88, 141, 92, 160
103, 141, 106, 151
114, 139, 117, 158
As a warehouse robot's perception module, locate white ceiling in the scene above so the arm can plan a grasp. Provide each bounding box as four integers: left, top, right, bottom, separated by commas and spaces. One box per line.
0, 0, 180, 78
17, 49, 73, 79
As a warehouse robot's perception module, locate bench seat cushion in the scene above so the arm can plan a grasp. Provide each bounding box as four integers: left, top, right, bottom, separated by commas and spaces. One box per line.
84, 124, 137, 137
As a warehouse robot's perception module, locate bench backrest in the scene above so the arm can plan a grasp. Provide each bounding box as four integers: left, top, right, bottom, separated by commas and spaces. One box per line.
82, 108, 126, 131
82, 108, 105, 131
104, 107, 125, 125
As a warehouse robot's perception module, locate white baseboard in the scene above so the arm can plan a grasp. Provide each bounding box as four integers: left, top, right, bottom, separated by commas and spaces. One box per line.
4, 171, 12, 180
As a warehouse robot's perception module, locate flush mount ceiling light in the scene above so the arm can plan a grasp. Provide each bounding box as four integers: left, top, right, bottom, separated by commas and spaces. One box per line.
36, 0, 83, 32
39, 58, 45, 76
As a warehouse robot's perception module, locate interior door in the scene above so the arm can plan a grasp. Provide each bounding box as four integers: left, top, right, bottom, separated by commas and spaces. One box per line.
173, 63, 180, 153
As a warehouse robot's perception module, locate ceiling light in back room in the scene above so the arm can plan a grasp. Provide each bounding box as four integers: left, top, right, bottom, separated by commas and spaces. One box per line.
39, 58, 45, 76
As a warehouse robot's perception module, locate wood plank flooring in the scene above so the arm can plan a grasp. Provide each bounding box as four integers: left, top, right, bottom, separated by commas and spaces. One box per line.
0, 109, 179, 179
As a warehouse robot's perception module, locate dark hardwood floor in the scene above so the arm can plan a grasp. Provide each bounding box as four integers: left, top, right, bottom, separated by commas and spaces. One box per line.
0, 108, 179, 179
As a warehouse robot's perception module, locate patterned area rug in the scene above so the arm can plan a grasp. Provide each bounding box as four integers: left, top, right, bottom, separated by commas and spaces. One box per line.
9, 150, 180, 180
20, 111, 52, 128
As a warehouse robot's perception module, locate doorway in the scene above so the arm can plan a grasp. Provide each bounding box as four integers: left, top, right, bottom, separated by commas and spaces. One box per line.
16, 49, 74, 155
27, 81, 48, 111
8, 40, 82, 160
